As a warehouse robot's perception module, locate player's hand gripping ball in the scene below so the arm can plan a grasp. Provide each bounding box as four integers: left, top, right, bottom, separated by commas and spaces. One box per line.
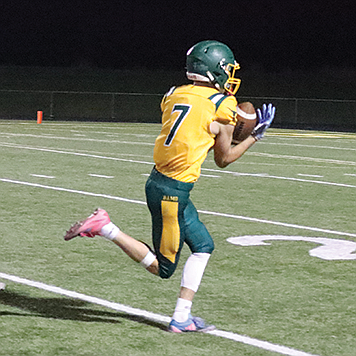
231, 102, 257, 144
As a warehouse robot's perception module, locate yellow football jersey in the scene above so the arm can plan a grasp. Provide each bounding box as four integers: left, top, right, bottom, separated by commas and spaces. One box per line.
154, 84, 238, 183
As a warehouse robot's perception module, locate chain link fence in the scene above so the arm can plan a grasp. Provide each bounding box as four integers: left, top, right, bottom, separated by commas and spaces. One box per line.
0, 89, 355, 131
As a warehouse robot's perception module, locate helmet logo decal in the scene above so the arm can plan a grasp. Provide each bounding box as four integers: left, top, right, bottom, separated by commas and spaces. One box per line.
186, 46, 194, 56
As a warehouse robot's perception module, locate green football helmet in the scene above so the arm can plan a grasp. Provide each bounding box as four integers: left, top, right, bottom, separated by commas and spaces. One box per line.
186, 40, 241, 95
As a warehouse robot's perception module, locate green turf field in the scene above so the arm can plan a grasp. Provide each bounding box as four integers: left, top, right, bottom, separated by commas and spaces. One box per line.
0, 120, 355, 356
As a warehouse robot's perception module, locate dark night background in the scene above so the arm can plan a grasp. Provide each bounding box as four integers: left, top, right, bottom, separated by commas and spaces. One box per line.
1, 0, 355, 73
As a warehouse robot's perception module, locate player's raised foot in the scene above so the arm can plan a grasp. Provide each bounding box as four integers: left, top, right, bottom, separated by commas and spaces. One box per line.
64, 208, 110, 241
168, 315, 215, 333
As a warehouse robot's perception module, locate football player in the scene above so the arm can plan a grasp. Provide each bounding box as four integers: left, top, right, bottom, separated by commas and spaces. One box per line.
64, 40, 275, 332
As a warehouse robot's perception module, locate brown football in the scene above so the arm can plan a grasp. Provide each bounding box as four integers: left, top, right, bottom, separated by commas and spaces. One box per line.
232, 102, 257, 144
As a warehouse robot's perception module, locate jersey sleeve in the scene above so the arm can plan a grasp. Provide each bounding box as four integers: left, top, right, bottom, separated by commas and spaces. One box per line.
214, 96, 238, 126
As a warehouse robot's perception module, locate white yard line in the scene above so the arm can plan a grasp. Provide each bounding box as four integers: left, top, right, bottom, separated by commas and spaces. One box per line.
0, 142, 153, 165
247, 152, 356, 166
0, 132, 155, 145
267, 132, 355, 139
261, 141, 356, 152
243, 174, 356, 188
0, 178, 146, 205
203, 168, 356, 189
0, 272, 321, 356
0, 142, 355, 188
1, 177, 355, 239
1, 132, 355, 162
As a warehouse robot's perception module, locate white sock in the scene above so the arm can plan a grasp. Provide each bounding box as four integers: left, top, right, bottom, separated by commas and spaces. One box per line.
172, 298, 192, 323
181, 252, 211, 292
100, 222, 120, 241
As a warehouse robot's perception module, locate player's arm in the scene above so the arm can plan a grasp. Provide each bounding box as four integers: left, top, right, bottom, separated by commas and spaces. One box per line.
210, 121, 256, 168
210, 103, 276, 168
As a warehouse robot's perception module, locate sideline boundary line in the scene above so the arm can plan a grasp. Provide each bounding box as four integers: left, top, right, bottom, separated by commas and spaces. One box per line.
1, 177, 356, 238
0, 272, 321, 356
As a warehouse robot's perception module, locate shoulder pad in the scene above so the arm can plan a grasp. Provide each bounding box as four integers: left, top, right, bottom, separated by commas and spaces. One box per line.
161, 86, 176, 105
208, 93, 229, 112
165, 86, 176, 97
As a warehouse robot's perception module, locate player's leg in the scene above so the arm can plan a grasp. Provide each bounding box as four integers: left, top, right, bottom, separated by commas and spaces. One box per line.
110, 230, 159, 275
64, 208, 159, 275
178, 199, 214, 300
169, 200, 215, 332
64, 168, 188, 277
145, 171, 214, 331
145, 169, 190, 279
170, 257, 215, 333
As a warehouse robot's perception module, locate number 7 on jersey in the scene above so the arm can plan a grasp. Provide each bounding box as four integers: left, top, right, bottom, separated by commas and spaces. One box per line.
164, 104, 192, 146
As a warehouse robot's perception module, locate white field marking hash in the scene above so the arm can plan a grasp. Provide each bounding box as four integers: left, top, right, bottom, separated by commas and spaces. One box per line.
30, 174, 56, 179
0, 272, 321, 356
297, 174, 324, 178
0, 142, 354, 189
1, 177, 356, 239
344, 173, 356, 177
200, 174, 221, 178
88, 174, 114, 179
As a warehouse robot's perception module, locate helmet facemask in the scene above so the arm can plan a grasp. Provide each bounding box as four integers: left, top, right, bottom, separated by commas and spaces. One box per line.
206, 61, 241, 95
223, 62, 241, 95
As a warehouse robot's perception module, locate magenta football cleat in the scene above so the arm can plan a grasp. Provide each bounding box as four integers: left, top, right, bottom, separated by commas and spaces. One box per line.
64, 208, 110, 241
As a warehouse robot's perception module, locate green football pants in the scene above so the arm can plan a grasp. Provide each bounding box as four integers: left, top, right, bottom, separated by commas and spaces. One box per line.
145, 168, 215, 279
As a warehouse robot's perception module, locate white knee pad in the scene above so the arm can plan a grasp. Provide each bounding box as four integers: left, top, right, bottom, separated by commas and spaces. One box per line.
181, 252, 211, 292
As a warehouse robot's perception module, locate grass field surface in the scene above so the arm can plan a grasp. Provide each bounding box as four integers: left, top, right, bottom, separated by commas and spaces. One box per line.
0, 120, 355, 356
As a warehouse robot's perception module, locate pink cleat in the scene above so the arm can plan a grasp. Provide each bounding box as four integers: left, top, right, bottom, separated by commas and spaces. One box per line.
168, 315, 215, 333
64, 208, 110, 241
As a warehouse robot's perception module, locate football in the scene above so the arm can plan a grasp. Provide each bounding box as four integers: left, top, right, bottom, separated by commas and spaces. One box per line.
232, 102, 257, 144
